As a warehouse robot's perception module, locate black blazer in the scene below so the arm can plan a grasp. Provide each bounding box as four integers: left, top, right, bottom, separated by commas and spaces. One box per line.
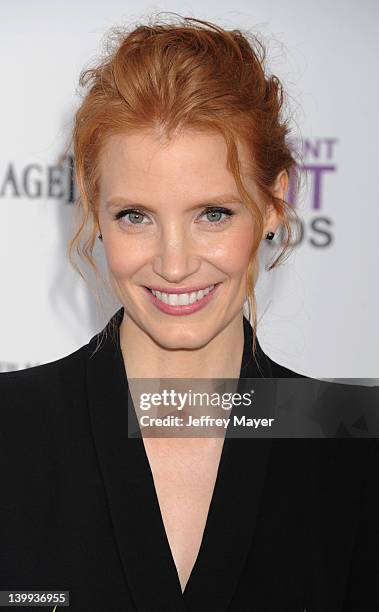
0, 307, 378, 611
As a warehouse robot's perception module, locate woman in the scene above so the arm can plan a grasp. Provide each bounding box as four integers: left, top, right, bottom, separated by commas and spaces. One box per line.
1, 15, 378, 612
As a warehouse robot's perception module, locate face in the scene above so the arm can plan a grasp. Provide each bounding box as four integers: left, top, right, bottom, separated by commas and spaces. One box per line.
97, 128, 282, 350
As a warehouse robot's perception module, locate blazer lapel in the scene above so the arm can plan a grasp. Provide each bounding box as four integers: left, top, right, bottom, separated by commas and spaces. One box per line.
183, 316, 274, 609
86, 309, 186, 610
86, 308, 273, 610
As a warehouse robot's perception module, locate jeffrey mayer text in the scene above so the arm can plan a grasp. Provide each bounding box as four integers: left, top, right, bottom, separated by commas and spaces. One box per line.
187, 415, 275, 428
139, 415, 275, 428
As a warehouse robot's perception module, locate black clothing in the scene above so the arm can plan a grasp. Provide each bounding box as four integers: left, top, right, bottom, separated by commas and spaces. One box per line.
0, 307, 378, 611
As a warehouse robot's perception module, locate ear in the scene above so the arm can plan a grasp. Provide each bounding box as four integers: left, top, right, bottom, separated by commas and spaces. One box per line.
262, 170, 288, 239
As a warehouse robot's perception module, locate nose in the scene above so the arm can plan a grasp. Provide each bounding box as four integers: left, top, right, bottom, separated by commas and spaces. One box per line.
152, 223, 202, 283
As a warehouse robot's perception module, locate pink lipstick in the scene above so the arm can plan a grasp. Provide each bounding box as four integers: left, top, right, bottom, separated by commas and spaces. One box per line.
143, 283, 220, 315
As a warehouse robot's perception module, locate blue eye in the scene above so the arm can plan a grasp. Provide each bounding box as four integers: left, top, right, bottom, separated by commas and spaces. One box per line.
113, 206, 235, 227
201, 207, 235, 224
114, 210, 146, 224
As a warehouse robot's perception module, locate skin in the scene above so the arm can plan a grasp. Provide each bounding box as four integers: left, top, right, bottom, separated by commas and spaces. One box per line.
97, 128, 287, 380
97, 128, 288, 592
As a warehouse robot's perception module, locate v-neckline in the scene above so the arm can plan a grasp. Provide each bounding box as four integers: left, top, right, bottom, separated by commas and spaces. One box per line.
86, 307, 274, 610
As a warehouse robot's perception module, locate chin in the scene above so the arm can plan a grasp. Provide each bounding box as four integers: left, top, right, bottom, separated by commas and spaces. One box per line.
148, 323, 213, 351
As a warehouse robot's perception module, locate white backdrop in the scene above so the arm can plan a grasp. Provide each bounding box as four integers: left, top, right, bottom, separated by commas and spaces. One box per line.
0, 0, 378, 378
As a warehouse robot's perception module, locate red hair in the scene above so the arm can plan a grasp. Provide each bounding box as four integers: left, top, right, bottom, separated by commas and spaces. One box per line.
67, 13, 302, 357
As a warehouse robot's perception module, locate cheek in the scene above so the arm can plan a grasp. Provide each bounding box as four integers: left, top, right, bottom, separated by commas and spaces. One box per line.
101, 219, 255, 279
211, 228, 254, 276
103, 238, 144, 279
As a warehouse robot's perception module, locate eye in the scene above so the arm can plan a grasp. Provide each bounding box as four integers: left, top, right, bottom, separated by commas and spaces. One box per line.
114, 209, 148, 225
113, 205, 236, 228
198, 206, 235, 225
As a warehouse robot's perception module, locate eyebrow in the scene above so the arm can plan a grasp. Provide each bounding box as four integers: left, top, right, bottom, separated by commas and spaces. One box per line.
105, 194, 243, 212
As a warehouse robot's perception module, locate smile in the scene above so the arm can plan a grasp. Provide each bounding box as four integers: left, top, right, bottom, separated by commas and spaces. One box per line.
150, 284, 214, 305
143, 283, 220, 315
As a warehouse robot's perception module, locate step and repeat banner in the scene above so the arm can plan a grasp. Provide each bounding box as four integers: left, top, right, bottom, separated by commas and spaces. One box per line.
0, 0, 378, 378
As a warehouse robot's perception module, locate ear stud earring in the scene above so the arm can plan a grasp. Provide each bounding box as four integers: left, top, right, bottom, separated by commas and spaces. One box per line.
98, 233, 103, 241
266, 231, 275, 240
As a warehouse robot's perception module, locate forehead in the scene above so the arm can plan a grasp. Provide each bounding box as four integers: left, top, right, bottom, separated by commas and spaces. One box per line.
98, 129, 254, 202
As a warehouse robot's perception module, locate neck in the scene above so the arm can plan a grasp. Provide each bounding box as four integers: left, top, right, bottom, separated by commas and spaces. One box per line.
119, 312, 245, 379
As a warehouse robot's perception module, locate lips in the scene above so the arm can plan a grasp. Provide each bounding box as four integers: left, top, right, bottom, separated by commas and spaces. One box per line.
145, 283, 217, 295
143, 283, 220, 315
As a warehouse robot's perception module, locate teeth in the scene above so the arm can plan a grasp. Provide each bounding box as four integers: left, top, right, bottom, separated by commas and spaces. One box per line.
168, 293, 179, 306
151, 284, 215, 306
